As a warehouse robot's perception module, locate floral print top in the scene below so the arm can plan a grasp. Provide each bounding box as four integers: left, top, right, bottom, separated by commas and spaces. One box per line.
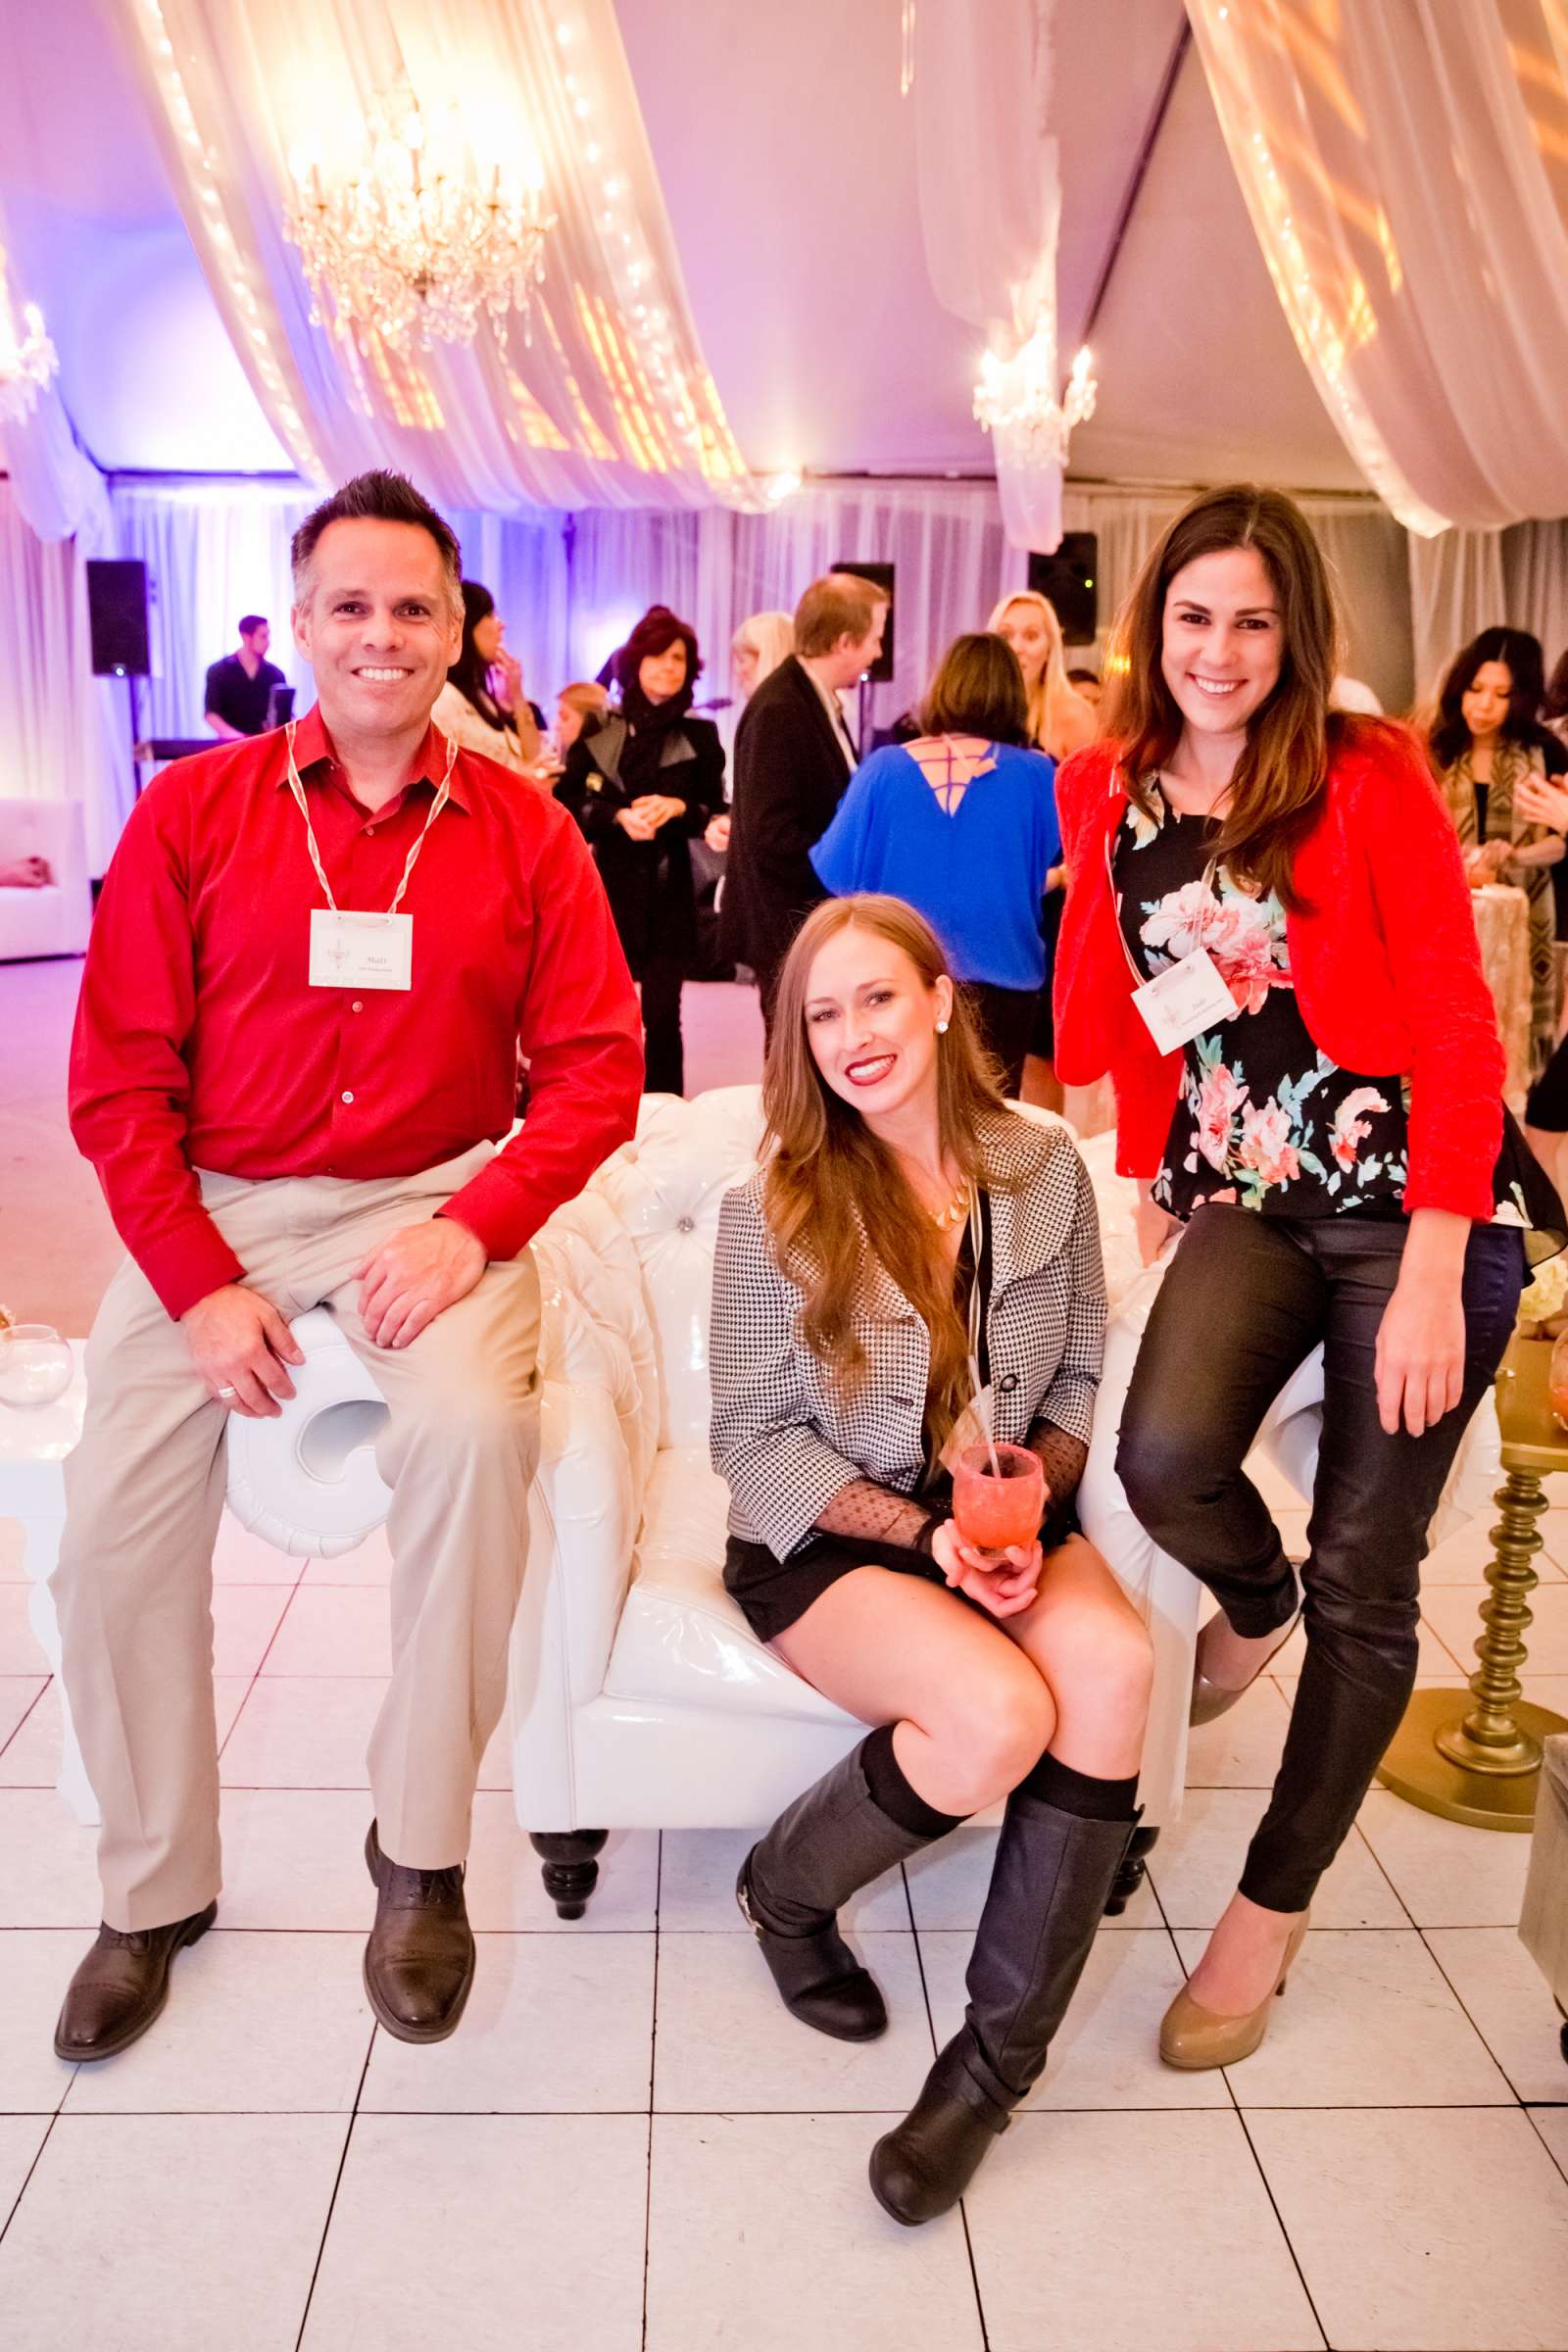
1113, 786, 1557, 1242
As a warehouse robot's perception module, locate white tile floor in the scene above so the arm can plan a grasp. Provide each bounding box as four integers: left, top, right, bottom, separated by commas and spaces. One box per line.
2, 1506, 1568, 2349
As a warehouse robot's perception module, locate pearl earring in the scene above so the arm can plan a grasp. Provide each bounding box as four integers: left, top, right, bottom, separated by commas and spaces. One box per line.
936, 1019, 950, 1035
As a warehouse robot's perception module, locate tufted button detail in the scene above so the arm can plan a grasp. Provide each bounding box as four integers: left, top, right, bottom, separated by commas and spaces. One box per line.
999, 1372, 1019, 1395
676, 1215, 695, 1234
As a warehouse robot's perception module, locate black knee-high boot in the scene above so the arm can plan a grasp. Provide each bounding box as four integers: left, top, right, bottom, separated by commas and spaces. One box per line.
870, 1753, 1139, 2223
740, 1726, 965, 2042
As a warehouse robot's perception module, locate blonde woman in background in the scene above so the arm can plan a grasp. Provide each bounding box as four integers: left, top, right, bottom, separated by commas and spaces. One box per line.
710, 612, 797, 853
731, 611, 796, 701
987, 592, 1098, 762
987, 591, 1099, 1109
529, 681, 610, 787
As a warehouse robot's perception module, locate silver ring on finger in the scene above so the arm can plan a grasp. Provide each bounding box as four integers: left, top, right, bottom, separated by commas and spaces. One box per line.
217, 1386, 237, 1399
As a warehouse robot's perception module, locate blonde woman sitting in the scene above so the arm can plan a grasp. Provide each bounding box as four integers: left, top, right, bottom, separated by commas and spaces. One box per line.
710, 894, 1152, 2225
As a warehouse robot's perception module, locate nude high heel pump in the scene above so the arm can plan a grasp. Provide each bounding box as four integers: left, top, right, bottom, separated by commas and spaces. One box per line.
1158, 1911, 1310, 2071
1189, 1602, 1301, 1727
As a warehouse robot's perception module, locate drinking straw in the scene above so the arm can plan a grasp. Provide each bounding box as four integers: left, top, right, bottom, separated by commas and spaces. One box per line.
967, 1354, 1002, 1478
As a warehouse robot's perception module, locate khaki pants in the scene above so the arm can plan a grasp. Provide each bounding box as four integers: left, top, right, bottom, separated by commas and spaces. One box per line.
52, 1146, 541, 1931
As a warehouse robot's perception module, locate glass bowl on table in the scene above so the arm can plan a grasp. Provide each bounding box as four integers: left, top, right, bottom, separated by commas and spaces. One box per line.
0, 1322, 75, 1411
952, 1442, 1047, 1557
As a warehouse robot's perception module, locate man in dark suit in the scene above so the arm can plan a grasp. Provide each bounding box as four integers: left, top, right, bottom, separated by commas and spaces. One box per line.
720, 572, 888, 1029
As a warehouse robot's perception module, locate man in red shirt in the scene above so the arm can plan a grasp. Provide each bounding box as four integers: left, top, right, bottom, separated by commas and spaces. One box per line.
53, 470, 644, 2059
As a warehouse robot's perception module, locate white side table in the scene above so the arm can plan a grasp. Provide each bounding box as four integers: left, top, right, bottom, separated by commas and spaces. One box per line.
0, 1343, 98, 1824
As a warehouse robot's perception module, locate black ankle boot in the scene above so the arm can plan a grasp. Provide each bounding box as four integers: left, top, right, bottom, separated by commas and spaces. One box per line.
740, 1735, 961, 2042
737, 1855, 888, 2041
869, 2031, 1010, 2223
870, 1793, 1138, 2224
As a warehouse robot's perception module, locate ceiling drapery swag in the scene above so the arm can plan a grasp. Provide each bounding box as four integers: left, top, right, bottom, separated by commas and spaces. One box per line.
910, 0, 1091, 552
0, 229, 57, 427
0, 194, 110, 548
1187, 0, 1568, 535
121, 0, 769, 512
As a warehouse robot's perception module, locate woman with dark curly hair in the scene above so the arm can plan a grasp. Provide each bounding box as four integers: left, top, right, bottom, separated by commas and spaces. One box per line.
555, 606, 725, 1094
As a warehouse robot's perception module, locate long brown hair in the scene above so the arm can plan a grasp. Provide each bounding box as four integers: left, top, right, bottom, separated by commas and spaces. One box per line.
760, 896, 1037, 1448
1101, 485, 1344, 911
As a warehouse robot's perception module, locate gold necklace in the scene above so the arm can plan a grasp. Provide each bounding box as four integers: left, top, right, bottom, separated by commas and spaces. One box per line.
930, 1180, 971, 1233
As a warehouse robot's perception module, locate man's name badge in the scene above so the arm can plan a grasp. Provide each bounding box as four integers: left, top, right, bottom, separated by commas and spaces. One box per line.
309, 908, 414, 991
1130, 946, 1235, 1054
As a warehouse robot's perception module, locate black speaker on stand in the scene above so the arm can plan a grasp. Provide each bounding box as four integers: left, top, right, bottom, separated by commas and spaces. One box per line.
85, 559, 152, 797
1026, 534, 1099, 647
833, 558, 894, 757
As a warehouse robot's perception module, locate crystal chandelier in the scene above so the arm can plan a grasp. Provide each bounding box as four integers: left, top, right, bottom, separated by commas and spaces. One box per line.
974, 334, 1097, 467
0, 246, 58, 425
284, 91, 554, 357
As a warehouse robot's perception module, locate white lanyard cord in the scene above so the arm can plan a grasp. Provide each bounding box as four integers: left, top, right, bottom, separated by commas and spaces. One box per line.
284, 719, 459, 919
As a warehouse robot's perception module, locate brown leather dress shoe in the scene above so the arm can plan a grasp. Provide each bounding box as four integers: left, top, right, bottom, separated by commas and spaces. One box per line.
364, 1823, 475, 2044
54, 1902, 219, 2062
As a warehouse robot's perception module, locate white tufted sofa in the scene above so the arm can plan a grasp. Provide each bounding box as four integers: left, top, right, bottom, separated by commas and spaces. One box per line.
501, 1087, 1501, 1913
22, 1087, 1500, 1917
0, 799, 92, 961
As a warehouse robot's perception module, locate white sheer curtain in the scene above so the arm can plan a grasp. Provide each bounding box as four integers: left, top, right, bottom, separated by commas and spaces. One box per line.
114, 0, 764, 514
0, 481, 132, 872
1408, 533, 1509, 708
1408, 520, 1568, 705
1063, 483, 1415, 712
569, 481, 1027, 735
912, 0, 1075, 549
108, 481, 569, 740
108, 491, 575, 748
1189, 1, 1568, 533
1504, 525, 1568, 688
111, 481, 316, 740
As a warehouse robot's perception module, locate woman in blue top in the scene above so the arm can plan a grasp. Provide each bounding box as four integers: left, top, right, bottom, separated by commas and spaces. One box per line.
810, 633, 1060, 1093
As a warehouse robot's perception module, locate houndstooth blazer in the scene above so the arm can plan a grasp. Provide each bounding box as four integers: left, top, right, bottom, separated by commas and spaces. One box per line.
709, 1110, 1105, 1562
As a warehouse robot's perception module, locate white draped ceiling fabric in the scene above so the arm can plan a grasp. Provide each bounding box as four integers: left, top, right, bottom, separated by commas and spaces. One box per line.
912, 0, 1074, 552
121, 0, 768, 513
1188, 0, 1568, 536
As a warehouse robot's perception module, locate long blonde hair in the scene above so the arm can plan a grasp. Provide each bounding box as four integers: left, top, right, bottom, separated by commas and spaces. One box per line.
760, 896, 1034, 1449
987, 590, 1097, 760
731, 611, 795, 692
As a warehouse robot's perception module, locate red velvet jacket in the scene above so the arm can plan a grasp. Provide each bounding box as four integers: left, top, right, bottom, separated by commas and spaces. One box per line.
1052, 720, 1505, 1222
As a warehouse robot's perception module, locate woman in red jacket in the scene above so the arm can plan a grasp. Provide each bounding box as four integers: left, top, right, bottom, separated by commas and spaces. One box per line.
1054, 485, 1559, 2072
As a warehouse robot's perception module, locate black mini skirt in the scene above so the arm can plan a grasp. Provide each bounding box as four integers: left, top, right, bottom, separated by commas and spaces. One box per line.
724, 1530, 948, 1645
724, 1509, 1080, 1647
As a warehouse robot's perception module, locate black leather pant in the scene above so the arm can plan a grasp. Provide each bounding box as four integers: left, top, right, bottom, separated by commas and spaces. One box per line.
1116, 1206, 1524, 1913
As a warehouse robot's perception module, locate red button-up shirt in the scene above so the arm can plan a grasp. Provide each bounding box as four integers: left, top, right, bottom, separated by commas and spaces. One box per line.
70, 705, 644, 1318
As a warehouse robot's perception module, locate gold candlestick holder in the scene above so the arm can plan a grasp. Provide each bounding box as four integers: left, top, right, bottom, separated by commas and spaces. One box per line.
1378, 1331, 1568, 1831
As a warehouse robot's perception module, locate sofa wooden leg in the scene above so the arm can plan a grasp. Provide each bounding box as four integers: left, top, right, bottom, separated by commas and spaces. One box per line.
529, 1830, 610, 1920
1104, 1824, 1158, 1917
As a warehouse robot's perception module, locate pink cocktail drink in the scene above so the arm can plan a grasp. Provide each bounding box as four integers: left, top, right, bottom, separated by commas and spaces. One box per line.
953, 1444, 1046, 1555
